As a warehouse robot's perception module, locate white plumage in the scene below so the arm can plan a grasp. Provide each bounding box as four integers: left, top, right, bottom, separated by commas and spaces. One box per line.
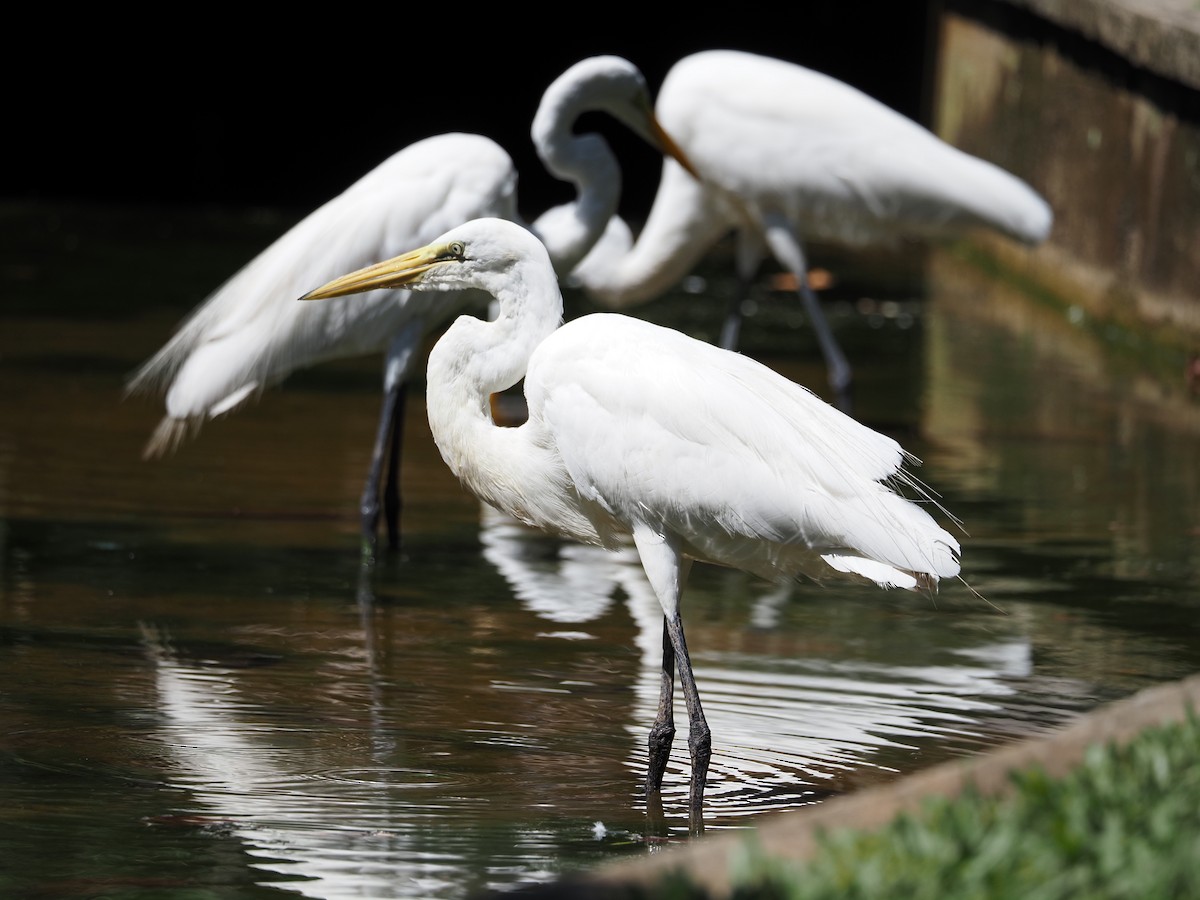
572, 49, 1053, 399
129, 133, 516, 446
299, 216, 962, 830
527, 313, 958, 589
126, 55, 691, 552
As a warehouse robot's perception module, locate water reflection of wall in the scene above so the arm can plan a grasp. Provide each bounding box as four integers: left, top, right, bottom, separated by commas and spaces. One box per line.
923, 249, 1200, 573
920, 248, 1200, 692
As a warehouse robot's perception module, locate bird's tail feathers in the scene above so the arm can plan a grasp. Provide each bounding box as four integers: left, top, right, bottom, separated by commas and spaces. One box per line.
125, 330, 200, 400
814, 483, 962, 586
885, 459, 966, 535
819, 553, 921, 590
819, 528, 960, 592
124, 285, 243, 400
125, 353, 174, 400
142, 416, 200, 460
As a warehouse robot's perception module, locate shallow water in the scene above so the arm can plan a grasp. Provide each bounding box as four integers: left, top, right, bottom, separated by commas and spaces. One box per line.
2, 203, 1198, 899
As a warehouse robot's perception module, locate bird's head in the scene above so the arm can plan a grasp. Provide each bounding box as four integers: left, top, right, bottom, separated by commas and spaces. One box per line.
297, 218, 549, 302
538, 55, 700, 179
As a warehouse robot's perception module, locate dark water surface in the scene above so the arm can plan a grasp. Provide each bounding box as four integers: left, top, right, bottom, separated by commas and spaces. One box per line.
2, 204, 1198, 899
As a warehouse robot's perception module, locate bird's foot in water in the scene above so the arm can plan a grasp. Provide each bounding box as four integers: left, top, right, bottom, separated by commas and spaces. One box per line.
360, 534, 381, 568
644, 720, 676, 795
360, 495, 402, 562
686, 726, 711, 836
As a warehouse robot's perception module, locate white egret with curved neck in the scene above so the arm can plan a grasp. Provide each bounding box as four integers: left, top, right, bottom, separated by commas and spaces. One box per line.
571, 49, 1053, 407
126, 55, 696, 555
299, 216, 964, 831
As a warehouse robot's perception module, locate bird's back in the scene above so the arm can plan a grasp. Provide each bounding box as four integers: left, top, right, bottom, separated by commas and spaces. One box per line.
657, 49, 1051, 246
527, 312, 960, 588
128, 133, 518, 454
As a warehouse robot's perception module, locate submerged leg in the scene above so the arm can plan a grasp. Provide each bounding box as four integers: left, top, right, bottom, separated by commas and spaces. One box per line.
665, 609, 710, 832
382, 388, 406, 550
361, 324, 422, 558
632, 523, 706, 832
645, 616, 676, 795
360, 379, 404, 558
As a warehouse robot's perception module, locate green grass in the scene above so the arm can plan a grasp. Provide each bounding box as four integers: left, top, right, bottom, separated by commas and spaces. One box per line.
648, 711, 1200, 900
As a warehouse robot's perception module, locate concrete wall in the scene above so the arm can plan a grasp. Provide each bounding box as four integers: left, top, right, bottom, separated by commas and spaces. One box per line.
932, 0, 1200, 346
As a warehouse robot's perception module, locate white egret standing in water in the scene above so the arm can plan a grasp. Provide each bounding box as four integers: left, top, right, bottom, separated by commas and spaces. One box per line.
126, 56, 696, 555
571, 49, 1053, 407
299, 216, 963, 830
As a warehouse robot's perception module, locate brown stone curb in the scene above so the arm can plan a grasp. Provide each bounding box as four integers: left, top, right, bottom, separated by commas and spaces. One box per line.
528, 673, 1200, 898
1006, 0, 1200, 91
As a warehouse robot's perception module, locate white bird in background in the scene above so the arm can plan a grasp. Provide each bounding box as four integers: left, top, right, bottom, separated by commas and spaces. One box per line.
126, 56, 696, 555
571, 48, 1053, 408
298, 216, 963, 832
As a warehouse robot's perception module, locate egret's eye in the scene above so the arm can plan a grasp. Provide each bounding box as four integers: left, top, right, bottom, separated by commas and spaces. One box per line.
447, 241, 466, 260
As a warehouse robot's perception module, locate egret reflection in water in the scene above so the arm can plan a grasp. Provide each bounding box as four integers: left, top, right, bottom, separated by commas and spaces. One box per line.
145, 625, 417, 899
136, 500, 1046, 900
141, 623, 578, 899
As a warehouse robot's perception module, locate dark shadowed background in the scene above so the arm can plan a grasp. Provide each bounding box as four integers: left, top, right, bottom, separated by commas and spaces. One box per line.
5, 3, 938, 224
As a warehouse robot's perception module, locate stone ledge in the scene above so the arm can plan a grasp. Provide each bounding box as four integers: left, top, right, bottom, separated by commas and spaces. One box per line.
1003, 0, 1200, 90
548, 673, 1200, 898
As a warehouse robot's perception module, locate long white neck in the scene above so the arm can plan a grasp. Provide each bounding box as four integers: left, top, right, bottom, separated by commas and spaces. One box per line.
527, 77, 623, 277
570, 159, 736, 308
424, 257, 567, 527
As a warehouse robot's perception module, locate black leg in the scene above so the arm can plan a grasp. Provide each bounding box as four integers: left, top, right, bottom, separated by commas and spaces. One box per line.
382, 387, 406, 551
665, 612, 710, 835
645, 615, 676, 795
360, 378, 405, 560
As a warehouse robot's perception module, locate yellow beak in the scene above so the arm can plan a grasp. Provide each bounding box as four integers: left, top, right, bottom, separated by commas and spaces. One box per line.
299, 242, 450, 301
649, 114, 700, 180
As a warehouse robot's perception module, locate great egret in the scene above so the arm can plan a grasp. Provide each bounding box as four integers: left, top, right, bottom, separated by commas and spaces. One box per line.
126, 56, 695, 555
570, 48, 1053, 405
298, 217, 963, 831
